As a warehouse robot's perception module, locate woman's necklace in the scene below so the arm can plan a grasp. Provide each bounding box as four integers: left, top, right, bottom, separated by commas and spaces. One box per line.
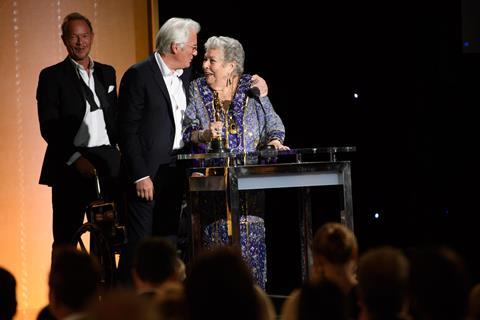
219, 98, 238, 135
216, 86, 239, 135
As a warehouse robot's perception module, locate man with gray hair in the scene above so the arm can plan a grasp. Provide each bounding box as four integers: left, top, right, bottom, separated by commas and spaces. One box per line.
118, 17, 200, 283
118, 18, 269, 283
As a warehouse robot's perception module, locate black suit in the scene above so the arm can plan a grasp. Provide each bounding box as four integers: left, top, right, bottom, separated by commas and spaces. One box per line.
118, 54, 190, 278
37, 57, 121, 248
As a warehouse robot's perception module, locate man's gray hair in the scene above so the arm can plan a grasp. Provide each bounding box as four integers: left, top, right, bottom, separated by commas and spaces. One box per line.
205, 36, 245, 76
156, 17, 201, 54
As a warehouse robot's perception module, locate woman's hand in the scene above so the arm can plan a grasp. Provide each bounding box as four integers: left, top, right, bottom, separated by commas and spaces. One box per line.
193, 122, 224, 144
208, 121, 224, 140
268, 139, 290, 151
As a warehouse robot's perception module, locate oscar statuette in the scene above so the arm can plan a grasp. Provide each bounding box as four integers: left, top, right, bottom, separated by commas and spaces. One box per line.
209, 91, 229, 153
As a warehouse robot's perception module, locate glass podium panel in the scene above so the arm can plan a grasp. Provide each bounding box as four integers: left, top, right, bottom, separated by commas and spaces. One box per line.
178, 147, 355, 281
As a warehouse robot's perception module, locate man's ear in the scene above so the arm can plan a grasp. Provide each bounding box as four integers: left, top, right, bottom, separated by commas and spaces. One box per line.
171, 42, 179, 54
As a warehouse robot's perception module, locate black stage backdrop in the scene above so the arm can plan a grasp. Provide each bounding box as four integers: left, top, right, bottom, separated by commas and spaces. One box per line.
158, 0, 480, 293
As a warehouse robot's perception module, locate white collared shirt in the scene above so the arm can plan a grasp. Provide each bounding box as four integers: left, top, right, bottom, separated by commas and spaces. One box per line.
67, 58, 111, 165
154, 51, 187, 150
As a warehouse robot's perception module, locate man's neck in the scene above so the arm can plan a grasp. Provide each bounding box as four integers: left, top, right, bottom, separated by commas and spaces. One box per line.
160, 53, 180, 72
73, 57, 91, 70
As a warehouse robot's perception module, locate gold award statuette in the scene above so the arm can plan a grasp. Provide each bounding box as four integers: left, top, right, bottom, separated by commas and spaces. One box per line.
209, 91, 229, 153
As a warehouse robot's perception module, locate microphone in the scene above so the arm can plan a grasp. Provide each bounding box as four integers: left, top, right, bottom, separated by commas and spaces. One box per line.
247, 86, 261, 98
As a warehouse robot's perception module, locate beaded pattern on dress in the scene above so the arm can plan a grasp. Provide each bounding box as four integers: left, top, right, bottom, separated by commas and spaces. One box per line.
202, 215, 267, 289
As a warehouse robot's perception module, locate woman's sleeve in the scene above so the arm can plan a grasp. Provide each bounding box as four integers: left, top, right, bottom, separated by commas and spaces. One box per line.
182, 82, 203, 144
257, 96, 286, 143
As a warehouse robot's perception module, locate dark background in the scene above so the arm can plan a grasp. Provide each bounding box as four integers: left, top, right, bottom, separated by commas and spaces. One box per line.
159, 0, 480, 294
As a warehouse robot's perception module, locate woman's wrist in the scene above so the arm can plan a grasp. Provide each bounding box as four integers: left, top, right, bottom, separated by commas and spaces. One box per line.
268, 138, 283, 144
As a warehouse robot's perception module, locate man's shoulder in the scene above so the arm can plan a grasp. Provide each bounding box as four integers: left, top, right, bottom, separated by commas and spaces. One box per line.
39, 59, 69, 76
94, 61, 116, 73
121, 55, 155, 81
130, 54, 154, 71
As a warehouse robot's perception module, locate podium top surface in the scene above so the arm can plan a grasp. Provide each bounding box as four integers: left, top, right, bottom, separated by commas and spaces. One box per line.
177, 146, 356, 161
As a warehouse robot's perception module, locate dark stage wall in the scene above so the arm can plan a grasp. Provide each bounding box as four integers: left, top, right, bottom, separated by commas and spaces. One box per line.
158, 0, 480, 291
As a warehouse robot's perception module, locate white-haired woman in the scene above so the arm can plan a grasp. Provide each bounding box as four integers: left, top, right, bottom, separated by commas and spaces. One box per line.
183, 36, 288, 289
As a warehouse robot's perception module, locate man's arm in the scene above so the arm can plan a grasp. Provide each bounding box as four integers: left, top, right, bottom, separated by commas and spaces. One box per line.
118, 67, 150, 183
118, 67, 156, 200
251, 74, 268, 97
37, 68, 78, 162
38, 68, 98, 178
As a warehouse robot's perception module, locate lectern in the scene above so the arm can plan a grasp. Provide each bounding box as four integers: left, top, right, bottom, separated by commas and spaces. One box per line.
178, 147, 355, 279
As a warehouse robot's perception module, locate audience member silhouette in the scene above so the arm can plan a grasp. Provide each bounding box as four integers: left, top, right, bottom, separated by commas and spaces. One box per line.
152, 281, 187, 320
357, 246, 411, 320
87, 289, 155, 320
36, 305, 57, 320
48, 246, 100, 320
468, 282, 480, 320
310, 222, 358, 292
281, 222, 358, 320
297, 280, 348, 320
408, 245, 470, 320
0, 266, 17, 320
132, 237, 181, 298
185, 247, 275, 320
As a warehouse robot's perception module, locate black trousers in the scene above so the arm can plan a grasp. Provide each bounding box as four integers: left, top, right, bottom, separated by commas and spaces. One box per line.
51, 145, 122, 250
118, 158, 186, 284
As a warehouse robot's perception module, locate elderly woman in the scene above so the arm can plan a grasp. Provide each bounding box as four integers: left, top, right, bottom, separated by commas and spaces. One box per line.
183, 36, 288, 154
182, 36, 288, 289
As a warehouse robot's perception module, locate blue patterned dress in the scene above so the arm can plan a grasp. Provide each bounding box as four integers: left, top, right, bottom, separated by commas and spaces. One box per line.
183, 74, 286, 289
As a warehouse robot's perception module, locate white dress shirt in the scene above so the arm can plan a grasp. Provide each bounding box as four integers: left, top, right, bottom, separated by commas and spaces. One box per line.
135, 53, 188, 184
154, 51, 187, 150
67, 58, 111, 165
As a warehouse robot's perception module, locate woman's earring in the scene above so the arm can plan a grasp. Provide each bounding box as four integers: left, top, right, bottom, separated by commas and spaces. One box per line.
227, 77, 232, 87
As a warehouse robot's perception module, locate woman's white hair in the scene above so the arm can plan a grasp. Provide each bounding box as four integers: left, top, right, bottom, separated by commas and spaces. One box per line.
205, 36, 245, 75
156, 17, 201, 54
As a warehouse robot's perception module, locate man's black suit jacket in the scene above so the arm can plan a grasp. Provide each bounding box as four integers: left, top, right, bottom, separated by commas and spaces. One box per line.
118, 54, 191, 183
36, 57, 118, 186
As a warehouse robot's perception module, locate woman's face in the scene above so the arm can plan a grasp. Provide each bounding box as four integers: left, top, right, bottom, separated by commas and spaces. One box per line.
202, 48, 234, 90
